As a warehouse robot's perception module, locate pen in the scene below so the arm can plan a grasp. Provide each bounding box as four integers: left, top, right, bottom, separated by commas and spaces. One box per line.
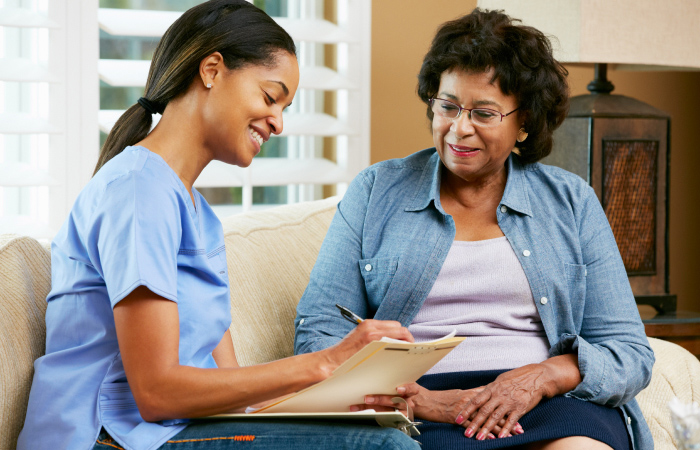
335, 304, 364, 325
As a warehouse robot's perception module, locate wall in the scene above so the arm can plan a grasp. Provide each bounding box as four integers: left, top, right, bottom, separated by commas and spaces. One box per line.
371, 1, 700, 312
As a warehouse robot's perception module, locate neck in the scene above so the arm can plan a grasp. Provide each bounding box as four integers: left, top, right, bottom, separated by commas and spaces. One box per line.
136, 94, 212, 194
440, 165, 507, 209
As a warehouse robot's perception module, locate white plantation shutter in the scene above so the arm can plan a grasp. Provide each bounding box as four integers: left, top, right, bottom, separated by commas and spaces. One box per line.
0, 0, 98, 239
97, 0, 371, 218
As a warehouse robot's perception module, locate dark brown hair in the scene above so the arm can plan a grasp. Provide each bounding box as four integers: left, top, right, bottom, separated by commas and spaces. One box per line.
95, 0, 296, 174
417, 8, 569, 164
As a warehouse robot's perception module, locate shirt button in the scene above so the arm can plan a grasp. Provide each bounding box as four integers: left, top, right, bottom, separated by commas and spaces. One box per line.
500, 205, 507, 213
523, 250, 531, 257
540, 297, 548, 305
627, 417, 632, 425
365, 264, 372, 272
299, 318, 305, 325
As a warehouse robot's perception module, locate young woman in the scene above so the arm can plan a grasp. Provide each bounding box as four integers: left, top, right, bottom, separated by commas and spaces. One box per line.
17, 2, 419, 449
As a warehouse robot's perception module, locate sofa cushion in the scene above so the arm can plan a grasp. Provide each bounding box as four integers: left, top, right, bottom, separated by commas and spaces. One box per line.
0, 234, 51, 450
221, 197, 340, 367
637, 337, 700, 450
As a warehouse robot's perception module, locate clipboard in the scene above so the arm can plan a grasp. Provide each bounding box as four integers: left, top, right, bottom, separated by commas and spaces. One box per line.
207, 333, 465, 436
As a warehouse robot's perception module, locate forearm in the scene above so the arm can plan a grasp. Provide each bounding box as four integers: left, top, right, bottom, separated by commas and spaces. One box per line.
134, 351, 328, 421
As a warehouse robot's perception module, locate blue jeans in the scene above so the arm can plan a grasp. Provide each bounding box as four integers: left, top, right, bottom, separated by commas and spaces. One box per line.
94, 420, 420, 450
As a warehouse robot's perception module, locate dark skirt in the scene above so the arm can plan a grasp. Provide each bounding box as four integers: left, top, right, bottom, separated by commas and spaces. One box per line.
414, 370, 632, 450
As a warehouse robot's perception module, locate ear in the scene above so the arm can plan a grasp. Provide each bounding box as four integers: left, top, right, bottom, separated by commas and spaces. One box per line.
199, 52, 225, 89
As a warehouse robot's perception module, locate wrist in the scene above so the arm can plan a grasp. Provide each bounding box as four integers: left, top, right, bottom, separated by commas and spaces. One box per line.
539, 354, 581, 397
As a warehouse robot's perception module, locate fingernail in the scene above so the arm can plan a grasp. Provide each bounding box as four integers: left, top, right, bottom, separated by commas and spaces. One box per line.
476, 432, 485, 441
396, 386, 406, 395
364, 396, 375, 404
349, 405, 359, 411
455, 415, 464, 425
515, 427, 524, 435
498, 432, 507, 438
465, 428, 474, 438
487, 433, 495, 440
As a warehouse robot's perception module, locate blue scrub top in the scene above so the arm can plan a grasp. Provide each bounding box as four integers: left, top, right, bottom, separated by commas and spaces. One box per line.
17, 146, 232, 450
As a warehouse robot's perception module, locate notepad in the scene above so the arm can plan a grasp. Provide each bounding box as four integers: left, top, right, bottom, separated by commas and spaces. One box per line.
207, 332, 465, 435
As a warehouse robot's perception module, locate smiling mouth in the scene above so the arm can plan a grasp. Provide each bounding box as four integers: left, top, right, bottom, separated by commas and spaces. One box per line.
249, 127, 264, 147
449, 144, 479, 154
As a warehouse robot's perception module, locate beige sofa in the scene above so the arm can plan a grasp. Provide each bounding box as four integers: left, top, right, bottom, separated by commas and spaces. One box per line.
1, 196, 699, 450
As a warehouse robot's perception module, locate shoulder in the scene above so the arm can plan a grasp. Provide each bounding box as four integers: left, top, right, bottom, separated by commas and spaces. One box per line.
522, 160, 596, 206
79, 147, 185, 220
359, 148, 436, 184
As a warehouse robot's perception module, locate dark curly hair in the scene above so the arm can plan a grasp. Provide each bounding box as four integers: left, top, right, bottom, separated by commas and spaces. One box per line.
417, 8, 569, 164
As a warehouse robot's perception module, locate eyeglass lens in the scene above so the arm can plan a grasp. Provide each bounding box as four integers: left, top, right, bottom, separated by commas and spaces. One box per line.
431, 98, 502, 127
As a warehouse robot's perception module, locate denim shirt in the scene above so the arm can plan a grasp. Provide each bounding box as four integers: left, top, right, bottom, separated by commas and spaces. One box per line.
294, 149, 654, 450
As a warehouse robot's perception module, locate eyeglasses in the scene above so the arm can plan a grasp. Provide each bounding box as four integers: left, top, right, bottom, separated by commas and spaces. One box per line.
429, 98, 519, 128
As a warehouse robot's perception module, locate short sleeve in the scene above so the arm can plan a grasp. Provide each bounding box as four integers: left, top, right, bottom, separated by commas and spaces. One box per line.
86, 173, 182, 308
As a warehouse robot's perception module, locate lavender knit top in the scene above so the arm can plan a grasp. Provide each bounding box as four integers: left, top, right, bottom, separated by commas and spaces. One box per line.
409, 236, 551, 374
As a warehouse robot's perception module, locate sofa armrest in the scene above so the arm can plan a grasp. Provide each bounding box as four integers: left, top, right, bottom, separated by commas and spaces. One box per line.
0, 234, 52, 450
636, 337, 700, 450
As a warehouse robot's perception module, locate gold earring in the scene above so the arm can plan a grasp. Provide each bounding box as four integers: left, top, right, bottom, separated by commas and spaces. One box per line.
517, 128, 528, 143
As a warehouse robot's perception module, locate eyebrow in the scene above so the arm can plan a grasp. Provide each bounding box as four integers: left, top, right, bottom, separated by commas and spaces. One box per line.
268, 80, 289, 96
438, 92, 502, 109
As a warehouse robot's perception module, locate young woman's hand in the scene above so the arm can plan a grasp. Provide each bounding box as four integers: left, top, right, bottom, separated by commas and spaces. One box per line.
317, 319, 413, 376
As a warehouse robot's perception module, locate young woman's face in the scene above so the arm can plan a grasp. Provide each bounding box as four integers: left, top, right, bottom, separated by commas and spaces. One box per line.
202, 51, 299, 167
432, 68, 522, 185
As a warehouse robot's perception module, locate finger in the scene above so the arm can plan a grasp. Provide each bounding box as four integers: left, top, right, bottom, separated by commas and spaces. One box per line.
455, 388, 491, 429
363, 395, 413, 410
396, 382, 421, 397
463, 401, 497, 439
498, 414, 524, 438
349, 404, 397, 413
477, 405, 510, 440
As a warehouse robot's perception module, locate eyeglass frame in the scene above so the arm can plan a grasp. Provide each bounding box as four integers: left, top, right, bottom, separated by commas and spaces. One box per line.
429, 97, 520, 126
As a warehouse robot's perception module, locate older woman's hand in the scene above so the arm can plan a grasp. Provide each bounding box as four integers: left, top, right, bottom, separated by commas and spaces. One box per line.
354, 354, 580, 440
456, 354, 581, 439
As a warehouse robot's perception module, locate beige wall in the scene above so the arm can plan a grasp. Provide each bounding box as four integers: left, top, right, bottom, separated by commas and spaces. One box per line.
371, 1, 700, 312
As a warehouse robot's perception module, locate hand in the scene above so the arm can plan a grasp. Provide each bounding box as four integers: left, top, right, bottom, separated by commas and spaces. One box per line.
359, 383, 520, 438
454, 355, 581, 440
318, 319, 414, 376
349, 383, 421, 416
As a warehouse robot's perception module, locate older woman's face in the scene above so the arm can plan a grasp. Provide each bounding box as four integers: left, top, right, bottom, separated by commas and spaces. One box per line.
432, 68, 522, 184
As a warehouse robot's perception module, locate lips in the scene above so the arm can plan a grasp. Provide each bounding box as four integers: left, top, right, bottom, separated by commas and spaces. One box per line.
448, 143, 480, 156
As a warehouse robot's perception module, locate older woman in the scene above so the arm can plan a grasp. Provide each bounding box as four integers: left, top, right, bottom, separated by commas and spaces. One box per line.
294, 8, 654, 450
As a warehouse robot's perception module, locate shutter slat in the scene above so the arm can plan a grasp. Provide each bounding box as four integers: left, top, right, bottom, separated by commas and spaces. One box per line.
0, 7, 59, 28
0, 58, 58, 83
275, 18, 356, 43
98, 8, 181, 37
97, 9, 355, 43
0, 113, 61, 134
0, 163, 57, 186
98, 59, 149, 87
194, 158, 351, 188
98, 59, 354, 90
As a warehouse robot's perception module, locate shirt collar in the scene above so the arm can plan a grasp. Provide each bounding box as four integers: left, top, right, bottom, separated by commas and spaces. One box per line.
404, 150, 533, 217
405, 151, 443, 213
501, 153, 533, 217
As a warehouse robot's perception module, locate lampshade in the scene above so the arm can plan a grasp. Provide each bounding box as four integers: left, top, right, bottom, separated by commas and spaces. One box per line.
477, 0, 700, 71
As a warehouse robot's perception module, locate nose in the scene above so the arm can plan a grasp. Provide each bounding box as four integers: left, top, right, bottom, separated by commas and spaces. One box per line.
268, 110, 284, 135
450, 110, 476, 137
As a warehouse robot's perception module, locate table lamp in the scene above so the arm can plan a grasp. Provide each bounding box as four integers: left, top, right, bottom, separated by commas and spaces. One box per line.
477, 0, 700, 312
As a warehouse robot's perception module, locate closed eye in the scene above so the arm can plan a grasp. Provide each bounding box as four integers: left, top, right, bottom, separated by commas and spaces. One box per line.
264, 92, 276, 105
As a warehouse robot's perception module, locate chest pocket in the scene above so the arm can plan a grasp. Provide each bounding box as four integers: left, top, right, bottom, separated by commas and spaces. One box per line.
207, 245, 228, 276
359, 256, 399, 310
